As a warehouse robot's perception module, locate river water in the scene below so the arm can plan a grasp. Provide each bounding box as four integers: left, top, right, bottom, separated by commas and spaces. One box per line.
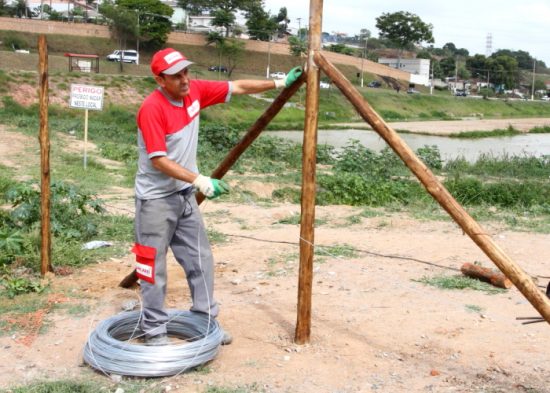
267, 130, 550, 162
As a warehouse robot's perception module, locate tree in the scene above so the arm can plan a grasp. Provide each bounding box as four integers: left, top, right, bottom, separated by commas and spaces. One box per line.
101, 0, 173, 52
375, 11, 434, 67
486, 55, 519, 89
212, 8, 236, 36
206, 33, 245, 77
0, 0, 10, 16
326, 43, 354, 56
439, 57, 456, 77
245, 5, 277, 41
178, 0, 261, 36
11, 0, 33, 18
275, 7, 289, 37
288, 36, 307, 57
466, 54, 487, 79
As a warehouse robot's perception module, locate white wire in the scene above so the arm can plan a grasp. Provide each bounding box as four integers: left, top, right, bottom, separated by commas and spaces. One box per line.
83, 190, 222, 379
83, 309, 223, 377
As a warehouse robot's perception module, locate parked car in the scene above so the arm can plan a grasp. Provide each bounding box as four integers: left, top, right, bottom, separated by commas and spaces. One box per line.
367, 81, 381, 88
455, 90, 469, 97
541, 96, 550, 101
270, 71, 286, 79
319, 81, 330, 89
407, 88, 420, 94
106, 50, 139, 64
208, 65, 228, 73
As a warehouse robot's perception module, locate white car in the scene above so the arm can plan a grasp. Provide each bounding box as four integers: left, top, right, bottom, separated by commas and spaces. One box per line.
270, 71, 286, 79
541, 96, 550, 101
106, 50, 139, 64
320, 81, 330, 89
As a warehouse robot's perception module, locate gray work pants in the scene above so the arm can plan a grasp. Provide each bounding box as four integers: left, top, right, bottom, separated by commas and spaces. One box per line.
134, 188, 218, 338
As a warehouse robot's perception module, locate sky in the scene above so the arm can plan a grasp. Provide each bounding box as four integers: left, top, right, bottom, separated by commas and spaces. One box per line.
262, 0, 550, 65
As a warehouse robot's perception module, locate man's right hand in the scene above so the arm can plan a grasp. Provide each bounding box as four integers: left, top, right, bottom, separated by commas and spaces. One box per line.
193, 174, 230, 199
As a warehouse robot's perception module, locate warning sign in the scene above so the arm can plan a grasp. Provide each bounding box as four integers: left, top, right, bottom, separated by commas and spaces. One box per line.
69, 84, 104, 110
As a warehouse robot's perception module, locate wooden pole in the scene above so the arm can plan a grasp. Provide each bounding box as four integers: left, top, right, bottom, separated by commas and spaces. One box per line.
83, 108, 88, 169
461, 263, 512, 289
295, 0, 323, 345
38, 35, 52, 276
314, 51, 550, 324
196, 73, 306, 205
120, 75, 306, 288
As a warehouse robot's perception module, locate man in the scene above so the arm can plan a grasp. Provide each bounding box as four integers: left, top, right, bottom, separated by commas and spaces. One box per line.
132, 48, 302, 346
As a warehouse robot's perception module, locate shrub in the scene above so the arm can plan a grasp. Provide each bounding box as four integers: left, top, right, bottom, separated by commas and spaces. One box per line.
416, 145, 443, 170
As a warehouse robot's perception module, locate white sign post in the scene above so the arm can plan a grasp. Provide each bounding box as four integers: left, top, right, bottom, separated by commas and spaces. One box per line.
69, 84, 104, 169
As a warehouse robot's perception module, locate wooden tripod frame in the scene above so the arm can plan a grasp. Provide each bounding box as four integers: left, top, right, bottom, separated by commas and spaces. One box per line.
119, 0, 550, 344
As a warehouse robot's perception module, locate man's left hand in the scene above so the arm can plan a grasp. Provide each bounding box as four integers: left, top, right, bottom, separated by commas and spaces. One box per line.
284, 66, 303, 88
274, 66, 303, 88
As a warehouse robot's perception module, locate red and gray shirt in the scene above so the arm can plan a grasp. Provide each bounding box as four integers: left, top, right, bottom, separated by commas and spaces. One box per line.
135, 80, 232, 199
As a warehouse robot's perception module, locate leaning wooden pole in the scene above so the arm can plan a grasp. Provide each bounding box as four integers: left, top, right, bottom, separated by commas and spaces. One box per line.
119, 75, 306, 288
315, 51, 550, 324
295, 0, 323, 344
38, 35, 53, 276
196, 73, 306, 205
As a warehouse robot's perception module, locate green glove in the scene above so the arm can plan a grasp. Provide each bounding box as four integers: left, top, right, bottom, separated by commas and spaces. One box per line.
274, 66, 303, 88
193, 174, 230, 199
284, 66, 303, 87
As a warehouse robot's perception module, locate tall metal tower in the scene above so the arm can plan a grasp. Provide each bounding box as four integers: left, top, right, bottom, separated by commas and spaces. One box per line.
485, 33, 493, 57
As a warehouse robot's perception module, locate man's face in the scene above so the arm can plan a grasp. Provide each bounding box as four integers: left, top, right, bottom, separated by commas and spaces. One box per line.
155, 68, 190, 101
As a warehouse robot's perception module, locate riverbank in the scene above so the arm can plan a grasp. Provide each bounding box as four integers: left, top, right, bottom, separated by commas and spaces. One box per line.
332, 117, 550, 135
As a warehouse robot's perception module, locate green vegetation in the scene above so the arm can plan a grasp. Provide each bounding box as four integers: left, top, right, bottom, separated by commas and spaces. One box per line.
205, 384, 265, 393
465, 304, 484, 313
415, 274, 506, 295
3, 379, 162, 393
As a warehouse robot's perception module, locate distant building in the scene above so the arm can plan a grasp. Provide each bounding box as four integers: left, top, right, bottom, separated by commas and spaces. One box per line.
378, 58, 430, 86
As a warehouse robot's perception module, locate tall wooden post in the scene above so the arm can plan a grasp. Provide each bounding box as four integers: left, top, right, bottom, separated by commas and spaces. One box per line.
314, 51, 550, 324
295, 0, 323, 344
38, 35, 52, 276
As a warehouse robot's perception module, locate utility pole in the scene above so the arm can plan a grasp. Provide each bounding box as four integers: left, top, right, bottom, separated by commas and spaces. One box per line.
531, 59, 536, 101
360, 37, 367, 88
297, 17, 302, 40
266, 37, 272, 79
430, 60, 434, 95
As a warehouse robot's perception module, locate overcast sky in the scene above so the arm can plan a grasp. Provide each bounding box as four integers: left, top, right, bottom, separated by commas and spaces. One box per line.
262, 0, 550, 65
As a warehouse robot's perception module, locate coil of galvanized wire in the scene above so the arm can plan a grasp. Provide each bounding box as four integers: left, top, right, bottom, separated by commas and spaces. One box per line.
83, 309, 223, 377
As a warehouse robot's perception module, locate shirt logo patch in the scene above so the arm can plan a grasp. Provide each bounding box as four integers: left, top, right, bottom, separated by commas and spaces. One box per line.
187, 100, 200, 118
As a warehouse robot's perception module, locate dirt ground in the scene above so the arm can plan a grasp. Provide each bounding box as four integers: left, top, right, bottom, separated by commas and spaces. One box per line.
1, 122, 550, 393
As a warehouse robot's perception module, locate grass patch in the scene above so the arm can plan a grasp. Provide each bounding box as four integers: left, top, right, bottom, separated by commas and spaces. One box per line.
414, 274, 506, 295
275, 214, 327, 226
529, 125, 550, 133
316, 243, 358, 259
207, 227, 228, 244
465, 304, 484, 313
205, 384, 265, 393
4, 379, 162, 393
449, 125, 520, 138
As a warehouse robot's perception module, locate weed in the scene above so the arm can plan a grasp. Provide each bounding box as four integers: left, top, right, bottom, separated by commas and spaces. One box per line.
6, 379, 162, 393
465, 304, 483, 313
449, 125, 520, 138
207, 227, 228, 244
205, 383, 265, 393
316, 244, 358, 259
0, 276, 47, 298
414, 274, 506, 294
275, 214, 326, 226
529, 126, 550, 134
346, 215, 362, 225
57, 303, 91, 317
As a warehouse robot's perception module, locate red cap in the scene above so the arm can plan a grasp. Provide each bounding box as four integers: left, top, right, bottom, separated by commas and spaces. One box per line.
150, 48, 193, 76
